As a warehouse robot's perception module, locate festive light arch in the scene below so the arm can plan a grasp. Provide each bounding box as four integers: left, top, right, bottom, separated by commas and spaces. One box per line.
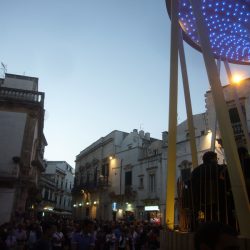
166, 0, 250, 65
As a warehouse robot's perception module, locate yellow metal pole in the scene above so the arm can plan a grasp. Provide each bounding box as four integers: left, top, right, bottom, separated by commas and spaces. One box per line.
178, 29, 198, 169
190, 0, 250, 238
165, 0, 179, 229
210, 60, 221, 151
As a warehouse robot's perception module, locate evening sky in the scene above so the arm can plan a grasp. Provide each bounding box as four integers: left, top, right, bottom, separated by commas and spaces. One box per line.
1, 0, 249, 167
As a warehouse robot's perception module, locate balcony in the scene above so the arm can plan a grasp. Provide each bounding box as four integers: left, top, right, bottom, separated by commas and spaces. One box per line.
125, 186, 137, 198
72, 177, 110, 194
31, 150, 47, 172
0, 87, 44, 106
109, 186, 137, 202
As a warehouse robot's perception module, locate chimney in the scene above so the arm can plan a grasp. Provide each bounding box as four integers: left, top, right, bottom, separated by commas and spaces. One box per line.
162, 131, 168, 146
145, 132, 150, 140
139, 130, 144, 138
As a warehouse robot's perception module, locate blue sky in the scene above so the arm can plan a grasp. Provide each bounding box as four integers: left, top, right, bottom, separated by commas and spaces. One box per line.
1, 0, 249, 167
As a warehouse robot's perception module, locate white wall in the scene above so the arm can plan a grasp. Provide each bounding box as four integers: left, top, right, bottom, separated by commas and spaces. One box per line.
0, 188, 15, 224
3, 76, 38, 91
0, 111, 26, 175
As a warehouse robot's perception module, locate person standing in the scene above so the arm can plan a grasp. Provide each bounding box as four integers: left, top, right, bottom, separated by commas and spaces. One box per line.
33, 221, 56, 250
51, 224, 64, 250
74, 219, 95, 250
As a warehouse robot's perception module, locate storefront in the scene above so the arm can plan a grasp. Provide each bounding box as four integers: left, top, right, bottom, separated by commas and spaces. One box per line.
145, 205, 161, 224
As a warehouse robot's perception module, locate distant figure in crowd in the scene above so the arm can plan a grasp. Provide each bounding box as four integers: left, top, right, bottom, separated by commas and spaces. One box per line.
15, 224, 27, 250
34, 221, 56, 250
52, 224, 64, 250
72, 219, 95, 250
194, 221, 239, 250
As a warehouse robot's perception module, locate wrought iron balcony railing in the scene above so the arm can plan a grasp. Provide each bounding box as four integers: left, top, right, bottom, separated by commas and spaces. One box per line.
72, 177, 111, 194
0, 87, 44, 106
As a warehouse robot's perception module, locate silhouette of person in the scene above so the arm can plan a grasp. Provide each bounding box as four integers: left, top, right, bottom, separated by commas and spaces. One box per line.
191, 151, 232, 228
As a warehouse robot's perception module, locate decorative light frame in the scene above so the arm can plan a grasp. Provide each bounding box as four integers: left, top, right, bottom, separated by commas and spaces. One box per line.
166, 0, 250, 65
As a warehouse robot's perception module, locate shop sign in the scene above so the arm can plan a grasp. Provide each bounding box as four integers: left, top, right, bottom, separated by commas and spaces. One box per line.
144, 205, 159, 211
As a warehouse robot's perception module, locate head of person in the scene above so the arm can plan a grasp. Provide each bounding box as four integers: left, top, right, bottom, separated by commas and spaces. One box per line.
82, 219, 94, 234
194, 222, 239, 250
202, 151, 218, 165
41, 221, 57, 238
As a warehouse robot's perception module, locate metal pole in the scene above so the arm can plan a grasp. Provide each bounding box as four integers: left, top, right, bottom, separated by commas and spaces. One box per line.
224, 61, 250, 153
210, 59, 221, 151
189, 0, 250, 238
165, 0, 179, 229
120, 159, 122, 195
178, 29, 198, 169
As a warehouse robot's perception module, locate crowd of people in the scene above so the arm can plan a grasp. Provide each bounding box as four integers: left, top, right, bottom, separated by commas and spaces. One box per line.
0, 217, 161, 250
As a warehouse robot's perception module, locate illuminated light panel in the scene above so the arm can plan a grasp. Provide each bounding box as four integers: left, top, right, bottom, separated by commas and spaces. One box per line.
166, 0, 250, 65
231, 73, 245, 83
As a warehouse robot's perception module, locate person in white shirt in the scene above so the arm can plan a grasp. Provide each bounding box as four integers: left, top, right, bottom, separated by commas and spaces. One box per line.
52, 224, 64, 250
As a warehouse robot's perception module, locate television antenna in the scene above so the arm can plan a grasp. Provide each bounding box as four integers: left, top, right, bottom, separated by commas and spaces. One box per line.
0, 62, 7, 78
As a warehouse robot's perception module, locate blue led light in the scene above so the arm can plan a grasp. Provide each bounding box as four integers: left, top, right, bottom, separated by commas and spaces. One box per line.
170, 0, 250, 65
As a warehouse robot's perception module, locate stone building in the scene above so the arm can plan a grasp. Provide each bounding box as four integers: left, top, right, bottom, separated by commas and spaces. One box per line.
73, 129, 165, 222
72, 130, 128, 220
0, 73, 46, 224
73, 78, 250, 224
39, 161, 74, 214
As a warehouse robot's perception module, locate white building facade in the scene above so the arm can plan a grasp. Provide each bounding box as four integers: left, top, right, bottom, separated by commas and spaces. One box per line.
0, 73, 46, 225
40, 161, 74, 213
73, 79, 250, 225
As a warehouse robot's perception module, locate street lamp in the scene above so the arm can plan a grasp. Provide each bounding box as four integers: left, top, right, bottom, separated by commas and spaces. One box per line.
231, 74, 244, 85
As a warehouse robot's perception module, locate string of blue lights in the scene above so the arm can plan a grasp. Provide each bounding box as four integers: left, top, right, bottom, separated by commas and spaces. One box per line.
166, 0, 250, 65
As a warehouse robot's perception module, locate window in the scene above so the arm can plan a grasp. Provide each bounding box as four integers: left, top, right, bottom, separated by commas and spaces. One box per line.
153, 149, 158, 155
44, 189, 49, 200
94, 168, 97, 185
61, 179, 63, 188
87, 172, 90, 183
139, 177, 144, 188
125, 171, 132, 186
229, 107, 246, 135
149, 173, 156, 192
101, 163, 109, 177
229, 107, 241, 123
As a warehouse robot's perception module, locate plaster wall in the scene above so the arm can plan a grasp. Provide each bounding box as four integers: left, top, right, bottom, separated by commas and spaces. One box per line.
0, 111, 26, 175
3, 75, 38, 91
0, 188, 15, 224
45, 161, 74, 211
